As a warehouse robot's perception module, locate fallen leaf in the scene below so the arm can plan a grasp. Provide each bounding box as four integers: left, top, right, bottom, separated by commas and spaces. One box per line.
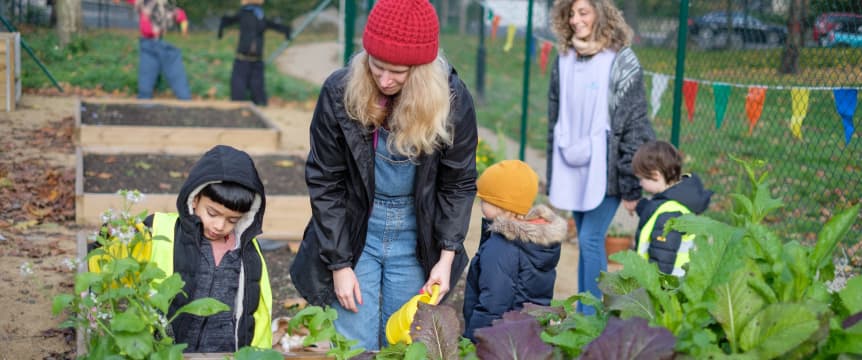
26, 204, 53, 217
283, 297, 307, 310
275, 160, 295, 168
168, 171, 183, 178
12, 220, 38, 231
104, 156, 117, 164
241, 110, 250, 117
0, 177, 12, 188
97, 172, 112, 179
158, 183, 172, 190
134, 161, 151, 170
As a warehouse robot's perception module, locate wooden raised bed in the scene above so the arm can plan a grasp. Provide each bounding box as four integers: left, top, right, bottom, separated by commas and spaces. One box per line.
76, 98, 282, 154
75, 148, 310, 242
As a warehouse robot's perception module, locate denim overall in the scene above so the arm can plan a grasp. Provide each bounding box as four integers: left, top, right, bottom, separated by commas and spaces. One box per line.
333, 128, 425, 350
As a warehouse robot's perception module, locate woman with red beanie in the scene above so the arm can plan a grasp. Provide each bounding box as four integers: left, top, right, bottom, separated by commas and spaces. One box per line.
289, 0, 478, 350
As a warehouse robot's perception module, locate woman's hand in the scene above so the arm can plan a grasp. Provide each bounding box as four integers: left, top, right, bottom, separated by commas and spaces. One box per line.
622, 199, 638, 216
333, 267, 362, 312
423, 250, 455, 303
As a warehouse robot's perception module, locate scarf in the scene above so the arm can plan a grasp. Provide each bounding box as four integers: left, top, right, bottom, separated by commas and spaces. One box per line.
571, 38, 603, 57
548, 49, 615, 211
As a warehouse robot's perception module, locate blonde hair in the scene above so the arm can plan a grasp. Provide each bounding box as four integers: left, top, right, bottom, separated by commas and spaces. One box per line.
549, 0, 633, 53
343, 51, 452, 159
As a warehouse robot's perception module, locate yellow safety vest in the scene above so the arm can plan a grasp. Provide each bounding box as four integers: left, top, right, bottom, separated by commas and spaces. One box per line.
151, 212, 272, 349
636, 201, 693, 276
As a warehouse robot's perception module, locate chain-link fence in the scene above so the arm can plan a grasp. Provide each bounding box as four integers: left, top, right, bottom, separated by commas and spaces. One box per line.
0, 0, 136, 29
637, 0, 861, 246
449, 0, 861, 248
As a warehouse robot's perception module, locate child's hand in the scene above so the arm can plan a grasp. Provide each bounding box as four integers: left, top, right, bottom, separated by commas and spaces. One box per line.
623, 199, 638, 216
333, 267, 362, 312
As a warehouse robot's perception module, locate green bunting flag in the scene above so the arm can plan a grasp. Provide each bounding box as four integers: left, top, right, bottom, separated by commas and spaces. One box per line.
713, 84, 731, 129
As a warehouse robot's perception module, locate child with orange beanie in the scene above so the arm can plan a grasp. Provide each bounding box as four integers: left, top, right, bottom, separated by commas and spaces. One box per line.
462, 160, 568, 342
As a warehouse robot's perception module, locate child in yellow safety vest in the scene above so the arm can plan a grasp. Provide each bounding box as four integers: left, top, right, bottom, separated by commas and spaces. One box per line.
632, 141, 713, 276
89, 145, 272, 352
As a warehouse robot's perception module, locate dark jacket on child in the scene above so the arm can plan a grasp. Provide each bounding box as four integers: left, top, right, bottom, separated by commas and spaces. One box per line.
463, 204, 567, 342
634, 173, 712, 275
144, 145, 270, 352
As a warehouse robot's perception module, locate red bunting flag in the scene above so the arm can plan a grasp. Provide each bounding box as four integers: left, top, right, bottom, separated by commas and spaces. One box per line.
683, 80, 699, 122
539, 41, 553, 75
491, 15, 501, 41
745, 87, 767, 135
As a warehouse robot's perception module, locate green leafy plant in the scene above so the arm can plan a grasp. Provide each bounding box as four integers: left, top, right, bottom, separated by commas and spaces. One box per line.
287, 305, 365, 360
475, 137, 497, 176
51, 190, 280, 359
449, 157, 862, 359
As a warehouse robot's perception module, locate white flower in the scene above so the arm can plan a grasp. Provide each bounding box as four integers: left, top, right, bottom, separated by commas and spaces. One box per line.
19, 262, 33, 276
62, 257, 79, 271
100, 208, 115, 224
119, 190, 145, 204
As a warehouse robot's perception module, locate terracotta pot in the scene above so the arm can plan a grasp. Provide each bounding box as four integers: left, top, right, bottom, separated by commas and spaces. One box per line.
605, 235, 633, 265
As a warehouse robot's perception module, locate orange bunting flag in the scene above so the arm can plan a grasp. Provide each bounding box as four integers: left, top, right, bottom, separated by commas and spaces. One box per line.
491, 15, 501, 41
745, 87, 767, 135
683, 80, 699, 122
539, 41, 553, 75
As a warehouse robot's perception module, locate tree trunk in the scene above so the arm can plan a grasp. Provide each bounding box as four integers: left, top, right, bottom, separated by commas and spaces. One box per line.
780, 0, 803, 74
623, 0, 638, 35
56, 0, 82, 48
440, 0, 449, 29
458, 0, 468, 34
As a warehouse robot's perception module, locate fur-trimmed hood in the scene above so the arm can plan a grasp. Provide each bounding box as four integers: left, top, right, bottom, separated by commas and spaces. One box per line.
487, 204, 568, 246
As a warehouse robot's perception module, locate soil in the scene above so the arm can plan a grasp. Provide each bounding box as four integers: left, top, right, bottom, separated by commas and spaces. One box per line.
0, 95, 320, 359
80, 102, 269, 128
83, 153, 307, 195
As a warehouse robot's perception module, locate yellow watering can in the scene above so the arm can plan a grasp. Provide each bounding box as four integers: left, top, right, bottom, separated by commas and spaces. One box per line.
385, 284, 440, 345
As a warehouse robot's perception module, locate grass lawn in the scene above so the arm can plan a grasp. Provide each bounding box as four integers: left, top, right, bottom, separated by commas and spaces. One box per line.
19, 27, 321, 102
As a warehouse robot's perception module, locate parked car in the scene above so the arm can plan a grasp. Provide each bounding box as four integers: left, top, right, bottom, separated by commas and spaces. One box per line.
813, 12, 862, 46
688, 11, 787, 49
822, 17, 862, 48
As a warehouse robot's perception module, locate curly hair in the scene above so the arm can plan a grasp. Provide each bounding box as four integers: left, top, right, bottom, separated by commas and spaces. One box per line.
343, 51, 453, 159
549, 0, 633, 54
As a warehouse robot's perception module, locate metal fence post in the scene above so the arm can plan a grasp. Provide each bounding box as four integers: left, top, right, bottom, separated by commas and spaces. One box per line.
519, 0, 534, 161
670, 0, 690, 147
475, 3, 486, 104
343, 0, 355, 66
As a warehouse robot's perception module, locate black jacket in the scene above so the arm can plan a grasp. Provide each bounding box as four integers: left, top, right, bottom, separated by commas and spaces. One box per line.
634, 173, 712, 274
290, 65, 478, 306
145, 145, 268, 350
463, 205, 566, 342
218, 4, 290, 58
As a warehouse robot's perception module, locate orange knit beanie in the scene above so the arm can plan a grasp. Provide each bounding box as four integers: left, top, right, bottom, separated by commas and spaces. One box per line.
362, 0, 439, 65
476, 160, 539, 215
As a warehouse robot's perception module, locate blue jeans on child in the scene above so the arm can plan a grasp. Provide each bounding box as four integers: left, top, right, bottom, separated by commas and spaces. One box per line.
137, 38, 191, 100
573, 195, 620, 315
332, 129, 424, 350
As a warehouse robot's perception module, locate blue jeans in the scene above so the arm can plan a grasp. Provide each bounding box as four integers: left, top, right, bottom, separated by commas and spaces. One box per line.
573, 195, 620, 315
138, 38, 191, 100
332, 196, 424, 350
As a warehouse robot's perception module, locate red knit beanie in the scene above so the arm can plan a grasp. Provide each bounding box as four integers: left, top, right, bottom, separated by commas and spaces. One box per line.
362, 0, 439, 65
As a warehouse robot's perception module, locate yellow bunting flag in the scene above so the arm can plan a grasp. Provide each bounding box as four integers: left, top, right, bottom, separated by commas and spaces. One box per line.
790, 88, 809, 140
745, 87, 767, 135
503, 25, 516, 52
